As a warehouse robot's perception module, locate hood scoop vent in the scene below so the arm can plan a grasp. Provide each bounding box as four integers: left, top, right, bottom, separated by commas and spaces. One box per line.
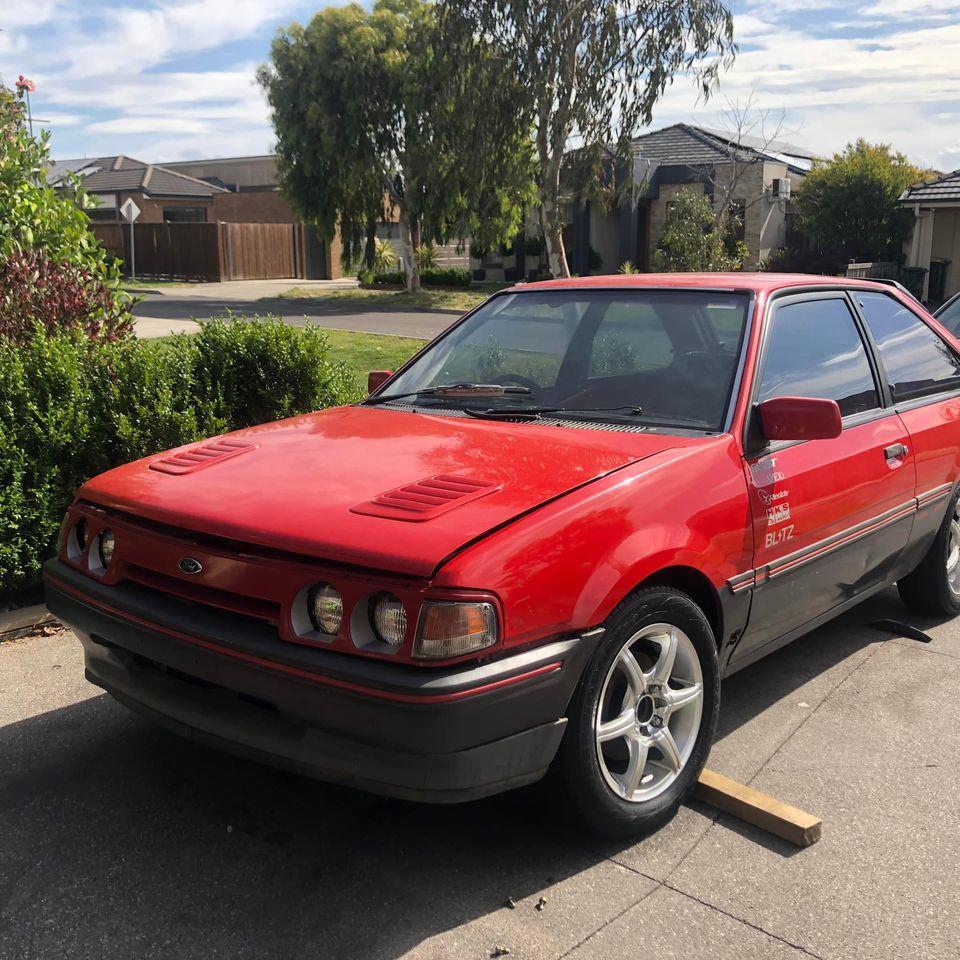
150, 438, 257, 476
351, 474, 499, 522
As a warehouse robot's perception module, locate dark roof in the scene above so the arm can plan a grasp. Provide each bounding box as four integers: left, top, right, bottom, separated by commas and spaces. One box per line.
47, 155, 227, 198
631, 123, 814, 174
900, 171, 960, 204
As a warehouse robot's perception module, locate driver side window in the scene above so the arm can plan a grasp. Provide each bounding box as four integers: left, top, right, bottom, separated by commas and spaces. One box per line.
758, 298, 880, 417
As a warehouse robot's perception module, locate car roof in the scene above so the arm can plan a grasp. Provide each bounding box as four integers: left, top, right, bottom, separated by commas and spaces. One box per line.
506, 273, 903, 295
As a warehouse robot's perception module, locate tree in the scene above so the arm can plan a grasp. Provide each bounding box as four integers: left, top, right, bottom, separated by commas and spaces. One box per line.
653, 189, 747, 272
795, 139, 928, 264
258, 0, 534, 292
445, 0, 736, 278
0, 84, 132, 342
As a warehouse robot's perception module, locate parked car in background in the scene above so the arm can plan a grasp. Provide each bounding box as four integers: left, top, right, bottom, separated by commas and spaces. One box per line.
45, 273, 960, 835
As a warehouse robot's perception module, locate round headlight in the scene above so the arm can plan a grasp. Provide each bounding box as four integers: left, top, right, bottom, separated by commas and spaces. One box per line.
308, 584, 343, 635
98, 529, 116, 567
371, 593, 407, 647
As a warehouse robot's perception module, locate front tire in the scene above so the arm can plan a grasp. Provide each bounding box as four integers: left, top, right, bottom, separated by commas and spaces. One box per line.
898, 489, 960, 617
558, 587, 719, 837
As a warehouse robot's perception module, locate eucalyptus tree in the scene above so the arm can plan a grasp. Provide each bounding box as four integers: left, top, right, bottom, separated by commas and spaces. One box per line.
258, 0, 533, 292
444, 0, 737, 278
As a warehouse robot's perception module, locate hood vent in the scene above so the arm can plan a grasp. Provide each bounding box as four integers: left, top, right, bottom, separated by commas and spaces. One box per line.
351, 474, 499, 522
150, 438, 257, 476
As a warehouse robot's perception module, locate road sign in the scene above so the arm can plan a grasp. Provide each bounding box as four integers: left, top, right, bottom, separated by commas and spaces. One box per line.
119, 197, 141, 223
119, 199, 141, 279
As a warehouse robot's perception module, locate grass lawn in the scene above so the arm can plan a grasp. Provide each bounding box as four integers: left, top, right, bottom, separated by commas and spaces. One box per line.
122, 279, 209, 292
321, 328, 425, 381
276, 284, 509, 313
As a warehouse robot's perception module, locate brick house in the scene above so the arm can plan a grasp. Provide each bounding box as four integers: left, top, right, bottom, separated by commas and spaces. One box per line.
47, 154, 227, 223
162, 155, 343, 279
900, 171, 960, 305
474, 124, 816, 280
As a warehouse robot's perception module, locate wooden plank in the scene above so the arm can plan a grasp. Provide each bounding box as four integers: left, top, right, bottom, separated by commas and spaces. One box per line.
695, 768, 822, 847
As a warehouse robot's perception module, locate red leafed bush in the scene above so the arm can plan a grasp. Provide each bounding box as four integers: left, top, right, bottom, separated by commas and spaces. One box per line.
0, 249, 134, 344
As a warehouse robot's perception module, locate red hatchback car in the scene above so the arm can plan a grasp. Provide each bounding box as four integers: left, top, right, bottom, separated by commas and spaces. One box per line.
45, 274, 960, 835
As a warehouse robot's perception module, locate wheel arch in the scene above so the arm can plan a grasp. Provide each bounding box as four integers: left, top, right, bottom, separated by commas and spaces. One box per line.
634, 565, 724, 647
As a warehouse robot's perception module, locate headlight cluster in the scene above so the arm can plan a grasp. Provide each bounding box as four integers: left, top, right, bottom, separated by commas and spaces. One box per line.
61, 513, 116, 572
307, 583, 344, 636
298, 586, 498, 659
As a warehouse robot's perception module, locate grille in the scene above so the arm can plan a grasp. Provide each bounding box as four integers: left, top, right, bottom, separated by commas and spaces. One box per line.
351, 474, 498, 522
150, 438, 256, 475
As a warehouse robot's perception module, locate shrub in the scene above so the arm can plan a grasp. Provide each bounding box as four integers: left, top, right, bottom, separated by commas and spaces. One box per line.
370, 267, 471, 288
0, 84, 133, 339
654, 190, 747, 272
414, 243, 439, 270
0, 249, 133, 344
0, 318, 356, 595
371, 237, 398, 272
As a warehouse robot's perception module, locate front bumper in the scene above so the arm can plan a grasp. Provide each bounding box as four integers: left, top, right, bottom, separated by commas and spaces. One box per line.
44, 559, 600, 803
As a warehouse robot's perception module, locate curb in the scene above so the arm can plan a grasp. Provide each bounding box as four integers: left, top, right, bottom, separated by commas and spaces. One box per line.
0, 604, 58, 642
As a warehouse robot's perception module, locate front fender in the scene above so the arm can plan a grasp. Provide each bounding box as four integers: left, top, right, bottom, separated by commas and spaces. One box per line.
433, 435, 752, 650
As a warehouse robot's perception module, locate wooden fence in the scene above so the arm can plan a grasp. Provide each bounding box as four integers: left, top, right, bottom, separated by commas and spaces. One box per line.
91, 222, 311, 281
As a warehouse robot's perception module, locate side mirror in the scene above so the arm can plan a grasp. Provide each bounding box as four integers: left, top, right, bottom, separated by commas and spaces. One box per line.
758, 396, 842, 442
367, 370, 393, 395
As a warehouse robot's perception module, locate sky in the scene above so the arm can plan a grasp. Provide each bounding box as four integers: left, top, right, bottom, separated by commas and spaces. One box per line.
1, 0, 958, 170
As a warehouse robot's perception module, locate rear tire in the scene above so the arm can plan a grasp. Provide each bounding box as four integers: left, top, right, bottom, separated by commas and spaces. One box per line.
898, 489, 960, 617
557, 587, 719, 837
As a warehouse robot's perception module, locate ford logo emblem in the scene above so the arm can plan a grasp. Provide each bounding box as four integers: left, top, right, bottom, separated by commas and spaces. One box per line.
178, 557, 203, 576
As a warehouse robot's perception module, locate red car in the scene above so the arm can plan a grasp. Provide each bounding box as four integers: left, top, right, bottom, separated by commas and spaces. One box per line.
45, 274, 960, 835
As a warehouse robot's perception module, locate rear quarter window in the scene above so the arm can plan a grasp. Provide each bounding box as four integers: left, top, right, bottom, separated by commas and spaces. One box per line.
857, 292, 960, 402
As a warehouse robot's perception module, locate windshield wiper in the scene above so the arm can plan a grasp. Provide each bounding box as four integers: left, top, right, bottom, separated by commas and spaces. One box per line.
463, 404, 644, 422
365, 382, 533, 405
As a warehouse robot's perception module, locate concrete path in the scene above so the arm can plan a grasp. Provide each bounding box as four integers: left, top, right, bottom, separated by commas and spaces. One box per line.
3, 587, 958, 959
132, 278, 459, 341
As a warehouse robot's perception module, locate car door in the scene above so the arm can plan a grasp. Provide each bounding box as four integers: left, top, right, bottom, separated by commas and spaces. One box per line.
732, 292, 916, 665
855, 291, 960, 568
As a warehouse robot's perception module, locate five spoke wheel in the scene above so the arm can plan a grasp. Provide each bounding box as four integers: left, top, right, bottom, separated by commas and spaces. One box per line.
594, 623, 704, 803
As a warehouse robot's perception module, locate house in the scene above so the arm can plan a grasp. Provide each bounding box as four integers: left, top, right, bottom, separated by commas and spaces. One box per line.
47, 155, 227, 223
900, 172, 960, 305
473, 123, 817, 281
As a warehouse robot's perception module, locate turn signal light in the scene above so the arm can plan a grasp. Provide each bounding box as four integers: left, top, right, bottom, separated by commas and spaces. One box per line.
414, 601, 498, 660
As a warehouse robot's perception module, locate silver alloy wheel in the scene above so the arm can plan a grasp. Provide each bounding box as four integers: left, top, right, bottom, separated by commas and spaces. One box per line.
948, 506, 960, 596
594, 623, 704, 803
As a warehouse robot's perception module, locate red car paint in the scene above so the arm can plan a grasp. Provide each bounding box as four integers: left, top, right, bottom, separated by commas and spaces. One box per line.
53, 273, 960, 676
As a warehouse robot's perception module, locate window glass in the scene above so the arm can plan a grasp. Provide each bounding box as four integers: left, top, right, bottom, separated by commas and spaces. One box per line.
936, 296, 960, 337
588, 302, 674, 377
758, 298, 878, 416
382, 290, 750, 432
858, 292, 960, 401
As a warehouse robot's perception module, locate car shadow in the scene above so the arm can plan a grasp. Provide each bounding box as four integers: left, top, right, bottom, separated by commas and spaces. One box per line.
0, 588, 923, 958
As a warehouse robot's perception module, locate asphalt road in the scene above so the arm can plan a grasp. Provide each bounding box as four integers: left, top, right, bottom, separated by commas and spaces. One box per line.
133, 289, 459, 341
3, 586, 960, 960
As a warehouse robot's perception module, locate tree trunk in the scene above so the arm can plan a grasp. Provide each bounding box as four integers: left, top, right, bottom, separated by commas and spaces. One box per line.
539, 149, 569, 278
398, 207, 420, 293
363, 218, 377, 270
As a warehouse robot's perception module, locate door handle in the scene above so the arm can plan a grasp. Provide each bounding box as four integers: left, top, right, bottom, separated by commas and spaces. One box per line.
884, 442, 909, 461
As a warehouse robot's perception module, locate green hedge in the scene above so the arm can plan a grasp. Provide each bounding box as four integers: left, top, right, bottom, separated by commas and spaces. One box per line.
371, 267, 471, 288
0, 317, 358, 596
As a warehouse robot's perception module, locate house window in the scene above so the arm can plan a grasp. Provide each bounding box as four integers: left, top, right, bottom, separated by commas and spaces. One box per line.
163, 207, 206, 223
728, 200, 746, 242
86, 208, 119, 222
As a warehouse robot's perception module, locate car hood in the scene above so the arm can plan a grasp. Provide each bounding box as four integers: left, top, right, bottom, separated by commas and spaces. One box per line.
79, 405, 692, 577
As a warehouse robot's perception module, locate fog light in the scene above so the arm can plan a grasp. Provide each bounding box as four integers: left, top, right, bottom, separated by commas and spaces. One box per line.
414, 601, 498, 660
371, 593, 407, 647
98, 529, 116, 568
308, 583, 343, 635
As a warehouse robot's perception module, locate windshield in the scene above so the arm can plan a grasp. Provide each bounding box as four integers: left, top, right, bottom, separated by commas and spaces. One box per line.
375, 289, 750, 432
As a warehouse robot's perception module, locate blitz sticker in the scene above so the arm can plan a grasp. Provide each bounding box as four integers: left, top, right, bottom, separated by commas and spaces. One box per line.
764, 525, 795, 548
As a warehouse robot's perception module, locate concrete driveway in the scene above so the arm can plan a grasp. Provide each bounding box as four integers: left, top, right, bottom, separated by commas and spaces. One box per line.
2, 586, 958, 960
132, 280, 459, 341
